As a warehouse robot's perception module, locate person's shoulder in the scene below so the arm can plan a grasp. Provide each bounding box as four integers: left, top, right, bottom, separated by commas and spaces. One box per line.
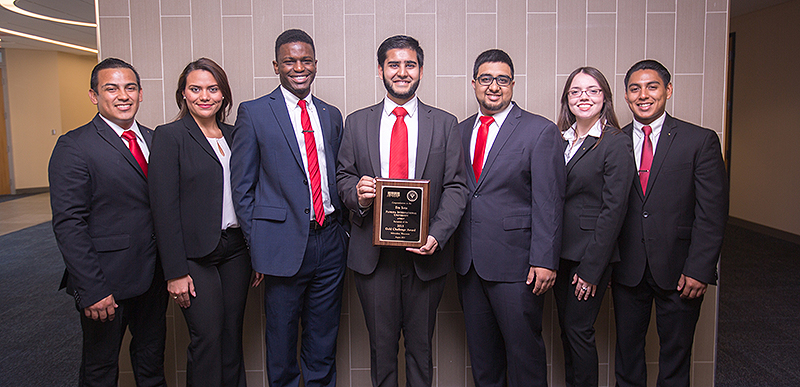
666, 114, 718, 139
419, 100, 456, 121
346, 101, 382, 120
457, 113, 478, 128
312, 95, 342, 115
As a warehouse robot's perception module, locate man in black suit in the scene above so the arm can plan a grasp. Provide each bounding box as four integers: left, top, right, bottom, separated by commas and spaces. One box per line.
336, 35, 468, 387
613, 59, 728, 387
49, 58, 167, 387
452, 49, 566, 387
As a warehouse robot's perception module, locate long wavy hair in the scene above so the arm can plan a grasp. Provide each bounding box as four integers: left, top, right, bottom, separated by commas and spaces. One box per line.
557, 67, 621, 147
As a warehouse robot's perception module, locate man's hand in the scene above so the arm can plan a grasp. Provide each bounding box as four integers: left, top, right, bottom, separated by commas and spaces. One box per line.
84, 294, 118, 322
406, 235, 438, 256
357, 176, 377, 208
572, 274, 597, 300
252, 272, 264, 288
526, 266, 556, 295
677, 274, 707, 299
168, 275, 196, 309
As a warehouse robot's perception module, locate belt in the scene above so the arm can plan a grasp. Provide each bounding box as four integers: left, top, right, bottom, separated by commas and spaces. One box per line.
310, 212, 337, 230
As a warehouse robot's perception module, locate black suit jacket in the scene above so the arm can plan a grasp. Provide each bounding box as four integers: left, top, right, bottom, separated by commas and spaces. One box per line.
148, 115, 234, 280
454, 104, 566, 281
336, 100, 469, 281
560, 127, 635, 285
49, 114, 158, 309
615, 114, 728, 289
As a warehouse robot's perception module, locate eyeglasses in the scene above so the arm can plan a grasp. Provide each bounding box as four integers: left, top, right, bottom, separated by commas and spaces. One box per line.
476, 74, 513, 87
568, 88, 602, 98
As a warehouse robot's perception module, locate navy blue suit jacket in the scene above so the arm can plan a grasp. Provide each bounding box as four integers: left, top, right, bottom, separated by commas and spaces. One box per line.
616, 114, 728, 289
454, 104, 566, 281
49, 114, 158, 309
230, 87, 344, 276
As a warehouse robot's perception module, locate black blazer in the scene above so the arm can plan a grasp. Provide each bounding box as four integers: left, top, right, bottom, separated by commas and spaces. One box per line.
453, 104, 566, 282
560, 127, 635, 286
49, 114, 158, 309
616, 114, 728, 289
149, 114, 235, 281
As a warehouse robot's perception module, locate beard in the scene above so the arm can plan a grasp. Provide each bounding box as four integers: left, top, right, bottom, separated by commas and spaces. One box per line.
383, 76, 420, 102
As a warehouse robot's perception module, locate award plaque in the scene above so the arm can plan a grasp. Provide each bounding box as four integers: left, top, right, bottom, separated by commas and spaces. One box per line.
373, 178, 430, 248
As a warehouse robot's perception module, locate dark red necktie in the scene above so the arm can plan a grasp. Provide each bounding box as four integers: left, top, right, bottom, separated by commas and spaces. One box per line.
299, 100, 325, 226
389, 107, 408, 179
639, 125, 653, 194
472, 116, 494, 181
121, 130, 147, 177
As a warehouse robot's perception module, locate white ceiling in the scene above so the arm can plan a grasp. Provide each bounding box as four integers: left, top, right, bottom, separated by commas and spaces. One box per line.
0, 0, 792, 57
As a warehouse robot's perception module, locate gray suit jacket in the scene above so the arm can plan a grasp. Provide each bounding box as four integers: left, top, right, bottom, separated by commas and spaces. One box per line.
336, 99, 469, 280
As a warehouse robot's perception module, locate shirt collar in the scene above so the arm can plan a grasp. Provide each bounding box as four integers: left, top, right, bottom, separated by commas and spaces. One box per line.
565, 118, 603, 141
99, 114, 142, 140
633, 111, 667, 136
280, 85, 313, 110
477, 102, 514, 128
383, 96, 418, 118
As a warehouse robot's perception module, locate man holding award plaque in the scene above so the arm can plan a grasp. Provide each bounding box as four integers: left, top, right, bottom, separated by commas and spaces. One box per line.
336, 35, 468, 387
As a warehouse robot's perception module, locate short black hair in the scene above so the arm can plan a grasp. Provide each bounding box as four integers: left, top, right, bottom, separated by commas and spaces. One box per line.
377, 35, 424, 68
90, 58, 141, 92
472, 49, 514, 80
624, 59, 671, 87
275, 29, 316, 60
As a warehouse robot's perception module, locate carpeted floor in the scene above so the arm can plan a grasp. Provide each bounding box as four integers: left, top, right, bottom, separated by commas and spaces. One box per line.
0, 220, 796, 386
0, 222, 80, 386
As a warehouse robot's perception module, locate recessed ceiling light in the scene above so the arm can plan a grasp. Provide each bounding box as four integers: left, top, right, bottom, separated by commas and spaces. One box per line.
0, 0, 96, 28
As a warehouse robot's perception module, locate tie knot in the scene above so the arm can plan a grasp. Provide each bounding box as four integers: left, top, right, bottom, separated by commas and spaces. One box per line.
393, 107, 407, 118
121, 130, 136, 142
298, 99, 307, 109
479, 116, 494, 126
642, 125, 652, 136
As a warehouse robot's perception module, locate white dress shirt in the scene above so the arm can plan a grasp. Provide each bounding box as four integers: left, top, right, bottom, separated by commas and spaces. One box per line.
100, 114, 150, 160
206, 135, 239, 230
563, 119, 603, 164
380, 96, 419, 179
280, 86, 334, 221
469, 102, 514, 166
632, 112, 666, 169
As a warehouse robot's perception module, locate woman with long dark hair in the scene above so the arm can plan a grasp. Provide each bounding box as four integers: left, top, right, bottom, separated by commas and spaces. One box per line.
554, 66, 635, 387
149, 58, 251, 387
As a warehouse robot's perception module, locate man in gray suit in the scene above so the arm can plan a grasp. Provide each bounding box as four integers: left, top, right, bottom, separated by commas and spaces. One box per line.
336, 35, 468, 387
453, 49, 566, 387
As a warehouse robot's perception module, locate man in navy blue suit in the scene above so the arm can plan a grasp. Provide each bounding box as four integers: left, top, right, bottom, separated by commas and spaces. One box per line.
453, 49, 566, 387
230, 29, 347, 387
49, 58, 168, 387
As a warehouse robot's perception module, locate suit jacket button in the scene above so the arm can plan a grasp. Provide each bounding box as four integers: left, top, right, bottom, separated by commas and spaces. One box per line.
303, 179, 308, 185
473, 194, 479, 198
642, 211, 649, 218
305, 208, 310, 214
641, 238, 645, 243
151, 233, 156, 240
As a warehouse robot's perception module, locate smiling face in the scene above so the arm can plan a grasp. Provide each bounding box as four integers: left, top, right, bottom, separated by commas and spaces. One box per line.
624, 69, 672, 125
472, 61, 514, 116
274, 41, 317, 99
183, 70, 222, 122
379, 48, 422, 105
89, 68, 142, 129
568, 72, 604, 125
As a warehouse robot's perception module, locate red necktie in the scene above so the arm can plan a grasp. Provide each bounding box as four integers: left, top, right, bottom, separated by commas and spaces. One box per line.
472, 116, 494, 181
639, 125, 653, 194
121, 130, 148, 177
389, 107, 408, 179
299, 100, 325, 226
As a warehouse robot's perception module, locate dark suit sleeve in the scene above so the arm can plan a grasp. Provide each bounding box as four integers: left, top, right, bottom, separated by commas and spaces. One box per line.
428, 114, 469, 247
148, 126, 189, 280
529, 122, 566, 270
336, 113, 366, 222
230, 103, 259, 242
684, 131, 728, 284
49, 135, 111, 309
577, 133, 635, 285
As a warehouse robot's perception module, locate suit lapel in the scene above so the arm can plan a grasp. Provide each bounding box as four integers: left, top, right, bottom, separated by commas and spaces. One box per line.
415, 101, 433, 179
313, 96, 338, 186
644, 114, 677, 201
93, 114, 147, 179
566, 135, 597, 174
182, 115, 219, 163
367, 102, 383, 177
268, 88, 305, 170
462, 114, 478, 187
477, 104, 520, 189
623, 124, 645, 200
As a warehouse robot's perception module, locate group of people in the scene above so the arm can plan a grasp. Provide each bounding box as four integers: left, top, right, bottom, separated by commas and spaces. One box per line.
49, 28, 728, 387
